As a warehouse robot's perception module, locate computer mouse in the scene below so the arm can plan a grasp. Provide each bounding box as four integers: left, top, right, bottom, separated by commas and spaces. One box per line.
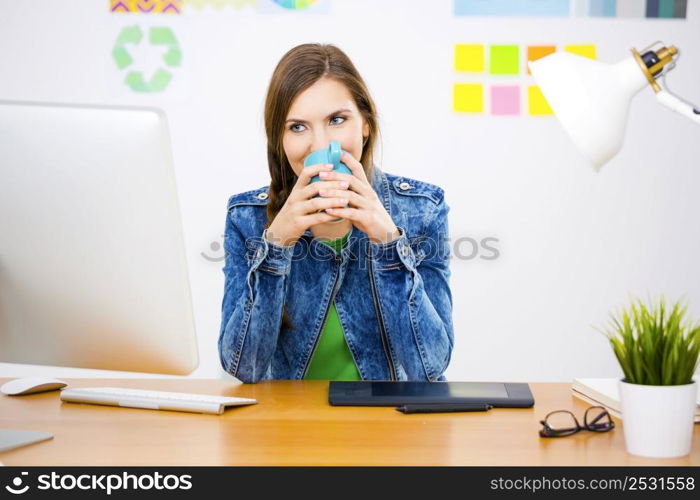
0, 377, 68, 396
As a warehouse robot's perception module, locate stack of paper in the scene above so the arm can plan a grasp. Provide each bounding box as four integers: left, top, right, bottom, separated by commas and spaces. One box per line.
571, 378, 700, 424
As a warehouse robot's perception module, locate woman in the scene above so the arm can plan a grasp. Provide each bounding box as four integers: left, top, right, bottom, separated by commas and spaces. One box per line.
218, 43, 453, 383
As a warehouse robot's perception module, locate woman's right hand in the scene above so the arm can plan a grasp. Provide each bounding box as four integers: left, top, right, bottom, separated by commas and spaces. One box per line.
264, 163, 351, 247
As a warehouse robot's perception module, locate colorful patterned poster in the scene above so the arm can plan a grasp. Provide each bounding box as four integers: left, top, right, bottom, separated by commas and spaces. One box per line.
184, 0, 256, 10
257, 0, 329, 14
111, 0, 329, 13
110, 0, 183, 14
271, 0, 317, 8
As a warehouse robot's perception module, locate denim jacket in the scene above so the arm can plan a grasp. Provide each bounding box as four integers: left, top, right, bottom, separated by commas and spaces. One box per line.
218, 165, 453, 383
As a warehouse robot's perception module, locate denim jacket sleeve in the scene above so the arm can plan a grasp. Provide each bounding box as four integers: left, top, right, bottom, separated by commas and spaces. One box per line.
217, 207, 294, 383
367, 194, 454, 381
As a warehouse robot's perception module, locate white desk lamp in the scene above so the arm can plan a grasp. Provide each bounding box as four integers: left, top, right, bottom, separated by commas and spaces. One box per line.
528, 42, 699, 171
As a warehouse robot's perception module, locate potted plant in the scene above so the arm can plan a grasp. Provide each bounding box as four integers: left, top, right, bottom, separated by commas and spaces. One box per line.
598, 296, 700, 458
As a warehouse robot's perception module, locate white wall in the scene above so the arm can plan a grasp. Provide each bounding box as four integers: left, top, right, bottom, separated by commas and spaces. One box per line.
1, 0, 699, 382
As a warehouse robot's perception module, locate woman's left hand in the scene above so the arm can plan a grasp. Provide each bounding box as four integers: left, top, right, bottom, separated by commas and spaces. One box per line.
318, 152, 400, 244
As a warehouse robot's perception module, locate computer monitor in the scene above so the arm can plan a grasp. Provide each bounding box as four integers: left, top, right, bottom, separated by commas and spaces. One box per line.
0, 101, 198, 375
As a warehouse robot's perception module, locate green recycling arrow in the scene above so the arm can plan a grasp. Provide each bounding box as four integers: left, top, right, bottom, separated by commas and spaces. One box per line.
112, 25, 182, 93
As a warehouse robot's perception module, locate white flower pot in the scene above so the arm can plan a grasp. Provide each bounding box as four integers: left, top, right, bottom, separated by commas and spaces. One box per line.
618, 379, 697, 458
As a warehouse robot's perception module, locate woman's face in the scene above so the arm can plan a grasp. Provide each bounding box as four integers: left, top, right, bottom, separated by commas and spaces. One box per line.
283, 77, 370, 176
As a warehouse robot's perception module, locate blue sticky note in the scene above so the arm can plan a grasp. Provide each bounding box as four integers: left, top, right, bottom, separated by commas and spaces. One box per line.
589, 0, 616, 17
454, 0, 570, 17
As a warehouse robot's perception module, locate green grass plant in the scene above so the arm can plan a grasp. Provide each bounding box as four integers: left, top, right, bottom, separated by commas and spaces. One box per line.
596, 296, 700, 386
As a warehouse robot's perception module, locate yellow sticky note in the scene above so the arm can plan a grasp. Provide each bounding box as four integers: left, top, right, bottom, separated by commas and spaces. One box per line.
564, 44, 596, 59
528, 85, 553, 115
455, 44, 484, 73
453, 84, 483, 113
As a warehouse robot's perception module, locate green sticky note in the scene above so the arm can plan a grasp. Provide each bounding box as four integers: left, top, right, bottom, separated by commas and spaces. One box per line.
489, 45, 520, 75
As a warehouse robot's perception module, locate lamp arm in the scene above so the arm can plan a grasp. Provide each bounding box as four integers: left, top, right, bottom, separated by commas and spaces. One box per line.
655, 90, 700, 125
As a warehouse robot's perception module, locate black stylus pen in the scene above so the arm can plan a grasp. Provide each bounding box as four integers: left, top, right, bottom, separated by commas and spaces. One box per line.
396, 404, 494, 414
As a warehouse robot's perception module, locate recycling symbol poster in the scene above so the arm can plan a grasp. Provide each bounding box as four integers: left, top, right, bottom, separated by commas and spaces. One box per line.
112, 26, 182, 93
105, 0, 329, 99
106, 16, 190, 99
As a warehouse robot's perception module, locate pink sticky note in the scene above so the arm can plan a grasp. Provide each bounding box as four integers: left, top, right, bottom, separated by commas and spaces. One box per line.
490, 85, 520, 116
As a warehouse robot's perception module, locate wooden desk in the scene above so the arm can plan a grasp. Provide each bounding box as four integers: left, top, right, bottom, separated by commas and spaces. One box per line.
0, 378, 698, 466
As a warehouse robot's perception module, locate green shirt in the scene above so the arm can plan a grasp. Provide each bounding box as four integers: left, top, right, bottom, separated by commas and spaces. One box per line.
304, 230, 362, 381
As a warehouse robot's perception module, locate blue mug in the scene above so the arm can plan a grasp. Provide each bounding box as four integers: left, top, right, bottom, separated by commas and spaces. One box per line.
303, 141, 352, 222
303, 140, 352, 180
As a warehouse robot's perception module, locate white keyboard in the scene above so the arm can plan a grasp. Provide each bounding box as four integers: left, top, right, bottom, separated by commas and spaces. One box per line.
60, 387, 257, 415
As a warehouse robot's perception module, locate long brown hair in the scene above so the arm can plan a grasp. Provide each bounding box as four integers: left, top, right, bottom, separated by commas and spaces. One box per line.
263, 43, 380, 331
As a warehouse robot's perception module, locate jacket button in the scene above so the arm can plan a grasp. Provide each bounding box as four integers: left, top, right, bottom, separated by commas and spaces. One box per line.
401, 246, 409, 256
398, 182, 412, 190
256, 248, 263, 258
256, 192, 268, 200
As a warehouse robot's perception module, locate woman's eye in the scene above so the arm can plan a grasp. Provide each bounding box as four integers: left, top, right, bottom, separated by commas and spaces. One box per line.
289, 117, 344, 132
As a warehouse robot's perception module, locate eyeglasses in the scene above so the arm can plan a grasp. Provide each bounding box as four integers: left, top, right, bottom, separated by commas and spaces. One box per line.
539, 406, 615, 438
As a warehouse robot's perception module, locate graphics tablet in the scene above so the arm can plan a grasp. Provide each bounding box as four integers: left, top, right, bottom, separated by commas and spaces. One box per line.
328, 381, 534, 407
